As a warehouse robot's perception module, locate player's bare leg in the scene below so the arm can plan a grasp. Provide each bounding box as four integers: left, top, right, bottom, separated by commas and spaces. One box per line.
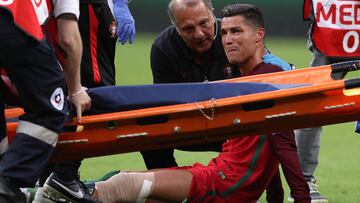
93, 169, 192, 202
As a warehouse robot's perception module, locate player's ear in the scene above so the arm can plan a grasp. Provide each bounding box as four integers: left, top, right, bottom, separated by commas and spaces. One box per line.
255, 27, 265, 43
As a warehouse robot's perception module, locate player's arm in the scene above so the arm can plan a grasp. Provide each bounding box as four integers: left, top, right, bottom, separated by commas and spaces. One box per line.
54, 0, 91, 122
57, 14, 91, 122
56, 14, 82, 93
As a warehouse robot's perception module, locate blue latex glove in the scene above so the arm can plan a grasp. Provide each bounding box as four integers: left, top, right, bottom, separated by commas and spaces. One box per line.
113, 0, 136, 44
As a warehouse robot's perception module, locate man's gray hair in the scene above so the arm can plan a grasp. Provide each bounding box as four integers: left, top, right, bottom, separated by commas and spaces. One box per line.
167, 0, 214, 24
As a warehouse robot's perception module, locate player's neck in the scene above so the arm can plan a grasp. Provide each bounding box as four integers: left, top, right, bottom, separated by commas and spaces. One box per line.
239, 49, 263, 75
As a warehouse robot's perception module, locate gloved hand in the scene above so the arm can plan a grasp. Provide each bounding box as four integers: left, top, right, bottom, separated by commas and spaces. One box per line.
113, 0, 136, 44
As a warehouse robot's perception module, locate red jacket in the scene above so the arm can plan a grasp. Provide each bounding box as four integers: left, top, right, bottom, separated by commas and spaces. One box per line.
0, 0, 52, 41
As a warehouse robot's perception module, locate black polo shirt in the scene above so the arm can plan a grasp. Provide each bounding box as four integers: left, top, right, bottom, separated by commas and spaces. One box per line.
150, 21, 239, 84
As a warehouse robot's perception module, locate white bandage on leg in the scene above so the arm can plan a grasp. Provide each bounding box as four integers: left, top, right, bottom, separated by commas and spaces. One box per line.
95, 172, 155, 203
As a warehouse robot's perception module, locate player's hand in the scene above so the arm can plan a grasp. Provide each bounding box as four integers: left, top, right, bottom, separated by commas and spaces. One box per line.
69, 87, 91, 123
114, 0, 136, 44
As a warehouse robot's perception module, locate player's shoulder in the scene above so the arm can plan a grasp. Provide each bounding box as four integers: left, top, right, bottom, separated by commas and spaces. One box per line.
262, 53, 293, 71
255, 63, 284, 75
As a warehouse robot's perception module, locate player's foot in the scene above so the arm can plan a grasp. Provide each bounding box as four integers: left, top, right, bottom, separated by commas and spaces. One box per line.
43, 173, 100, 203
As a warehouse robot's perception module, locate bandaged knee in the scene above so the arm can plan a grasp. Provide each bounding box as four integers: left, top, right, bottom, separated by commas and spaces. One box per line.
95, 171, 154, 203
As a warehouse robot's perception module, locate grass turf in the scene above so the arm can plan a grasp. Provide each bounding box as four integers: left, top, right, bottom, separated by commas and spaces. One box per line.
80, 34, 360, 202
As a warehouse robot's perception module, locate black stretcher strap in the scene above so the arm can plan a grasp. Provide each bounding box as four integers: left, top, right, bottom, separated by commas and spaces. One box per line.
345, 78, 360, 89
331, 60, 360, 73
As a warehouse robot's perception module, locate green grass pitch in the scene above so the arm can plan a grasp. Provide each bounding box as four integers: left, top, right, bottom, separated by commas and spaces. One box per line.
80, 33, 360, 203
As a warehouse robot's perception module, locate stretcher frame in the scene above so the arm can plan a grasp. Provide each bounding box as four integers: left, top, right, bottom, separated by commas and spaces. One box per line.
5, 61, 360, 162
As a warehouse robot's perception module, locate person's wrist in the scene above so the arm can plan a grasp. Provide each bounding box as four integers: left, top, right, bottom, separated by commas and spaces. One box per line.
69, 87, 85, 98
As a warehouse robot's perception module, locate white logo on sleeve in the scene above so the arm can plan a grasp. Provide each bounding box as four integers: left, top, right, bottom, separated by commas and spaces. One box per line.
50, 87, 64, 111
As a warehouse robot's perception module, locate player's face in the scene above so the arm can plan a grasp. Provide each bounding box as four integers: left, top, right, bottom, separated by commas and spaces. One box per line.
174, 3, 216, 54
221, 15, 261, 65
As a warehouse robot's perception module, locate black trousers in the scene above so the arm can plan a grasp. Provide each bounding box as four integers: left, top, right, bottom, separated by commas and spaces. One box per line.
0, 12, 67, 187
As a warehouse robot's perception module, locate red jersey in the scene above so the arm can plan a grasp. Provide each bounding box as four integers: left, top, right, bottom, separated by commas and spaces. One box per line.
0, 0, 52, 41
180, 63, 285, 203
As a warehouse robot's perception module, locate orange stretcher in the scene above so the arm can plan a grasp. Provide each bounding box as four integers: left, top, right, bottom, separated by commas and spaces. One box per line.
5, 61, 360, 162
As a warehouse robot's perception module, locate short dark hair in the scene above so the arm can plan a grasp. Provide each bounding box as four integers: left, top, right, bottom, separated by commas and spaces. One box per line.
220, 4, 264, 29
168, 0, 214, 24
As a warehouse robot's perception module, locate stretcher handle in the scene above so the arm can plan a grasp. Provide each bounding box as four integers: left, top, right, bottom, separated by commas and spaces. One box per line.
331, 60, 360, 73
345, 78, 360, 89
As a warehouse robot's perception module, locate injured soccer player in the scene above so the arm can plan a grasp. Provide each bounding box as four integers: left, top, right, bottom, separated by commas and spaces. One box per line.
91, 3, 307, 203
